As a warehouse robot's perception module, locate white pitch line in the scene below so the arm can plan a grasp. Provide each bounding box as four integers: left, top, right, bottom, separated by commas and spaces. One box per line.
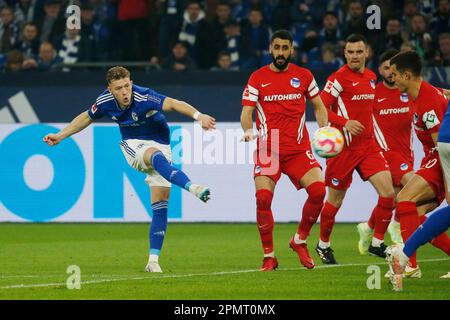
1, 258, 449, 290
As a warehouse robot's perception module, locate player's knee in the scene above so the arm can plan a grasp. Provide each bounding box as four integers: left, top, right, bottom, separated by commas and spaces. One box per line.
256, 189, 273, 211
327, 192, 345, 208
306, 181, 326, 204
144, 147, 163, 167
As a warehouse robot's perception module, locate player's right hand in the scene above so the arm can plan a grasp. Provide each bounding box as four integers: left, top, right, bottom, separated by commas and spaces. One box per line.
43, 134, 61, 146
240, 129, 257, 142
344, 120, 365, 135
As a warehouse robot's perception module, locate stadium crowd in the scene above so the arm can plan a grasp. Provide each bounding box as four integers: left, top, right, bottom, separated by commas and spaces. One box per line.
0, 0, 450, 83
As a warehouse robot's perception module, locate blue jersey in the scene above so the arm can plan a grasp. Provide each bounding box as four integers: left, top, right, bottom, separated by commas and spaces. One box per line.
87, 84, 170, 144
438, 100, 450, 143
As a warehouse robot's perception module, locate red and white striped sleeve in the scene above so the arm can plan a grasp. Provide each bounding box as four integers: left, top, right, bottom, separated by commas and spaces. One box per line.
320, 74, 347, 126
242, 73, 259, 108
305, 73, 320, 99
320, 74, 344, 107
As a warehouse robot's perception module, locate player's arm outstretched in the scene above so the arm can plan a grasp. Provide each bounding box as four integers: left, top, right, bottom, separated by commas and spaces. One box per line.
240, 106, 257, 142
43, 111, 93, 146
162, 97, 216, 130
309, 96, 328, 127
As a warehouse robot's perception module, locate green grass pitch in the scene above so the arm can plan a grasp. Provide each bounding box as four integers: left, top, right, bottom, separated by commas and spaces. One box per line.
0, 223, 448, 300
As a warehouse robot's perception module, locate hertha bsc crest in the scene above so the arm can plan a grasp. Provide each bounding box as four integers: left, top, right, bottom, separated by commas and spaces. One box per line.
290, 78, 300, 88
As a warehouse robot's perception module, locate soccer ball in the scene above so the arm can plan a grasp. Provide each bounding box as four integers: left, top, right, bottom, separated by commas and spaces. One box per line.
311, 126, 344, 158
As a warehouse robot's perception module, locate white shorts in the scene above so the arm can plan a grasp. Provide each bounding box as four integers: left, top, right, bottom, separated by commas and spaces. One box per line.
437, 142, 450, 192
119, 139, 172, 187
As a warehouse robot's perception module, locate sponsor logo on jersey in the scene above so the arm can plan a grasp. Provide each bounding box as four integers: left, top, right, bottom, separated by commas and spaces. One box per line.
379, 107, 410, 115
263, 93, 302, 102
400, 163, 409, 171
423, 109, 440, 129
331, 178, 340, 186
370, 79, 376, 89
131, 111, 138, 122
351, 94, 375, 100
400, 93, 409, 102
290, 78, 300, 88
254, 165, 262, 174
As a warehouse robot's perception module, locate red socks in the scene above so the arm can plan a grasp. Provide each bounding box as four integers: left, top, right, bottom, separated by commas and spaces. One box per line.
373, 197, 395, 241
396, 201, 420, 268
319, 201, 340, 242
256, 189, 274, 254
298, 182, 326, 240
420, 215, 450, 255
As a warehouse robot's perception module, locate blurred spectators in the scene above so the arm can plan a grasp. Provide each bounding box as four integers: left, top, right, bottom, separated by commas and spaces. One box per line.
400, 41, 417, 52
317, 11, 344, 48
35, 0, 66, 45
433, 32, 450, 66
0, 6, 19, 54
15, 21, 39, 59
408, 13, 434, 59
177, 0, 205, 56
157, 0, 191, 59
4, 48, 23, 71
162, 40, 196, 71
402, 0, 419, 34
0, 0, 448, 84
309, 42, 344, 74
195, 1, 231, 69
210, 50, 239, 71
22, 41, 61, 71
344, 0, 366, 38
13, 0, 38, 27
116, 0, 152, 61
271, 0, 292, 31
240, 7, 270, 68
430, 0, 450, 36
381, 17, 405, 52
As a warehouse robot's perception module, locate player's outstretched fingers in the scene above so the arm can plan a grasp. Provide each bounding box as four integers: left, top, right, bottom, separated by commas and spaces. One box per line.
345, 120, 365, 135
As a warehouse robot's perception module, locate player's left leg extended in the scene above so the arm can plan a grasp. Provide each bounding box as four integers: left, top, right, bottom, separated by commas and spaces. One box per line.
146, 186, 171, 273
289, 167, 325, 269
366, 170, 396, 258
297, 167, 326, 240
144, 147, 210, 202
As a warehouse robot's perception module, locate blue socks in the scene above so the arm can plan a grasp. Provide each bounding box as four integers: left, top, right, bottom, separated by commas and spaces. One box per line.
151, 151, 191, 190
403, 206, 450, 257
149, 201, 168, 255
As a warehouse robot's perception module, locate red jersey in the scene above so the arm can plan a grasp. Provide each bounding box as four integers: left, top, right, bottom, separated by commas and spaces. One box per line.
412, 81, 448, 154
373, 82, 413, 158
242, 64, 320, 155
321, 65, 377, 150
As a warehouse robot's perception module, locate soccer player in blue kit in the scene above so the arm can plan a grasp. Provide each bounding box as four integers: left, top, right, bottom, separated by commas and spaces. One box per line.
43, 66, 216, 273
386, 99, 450, 290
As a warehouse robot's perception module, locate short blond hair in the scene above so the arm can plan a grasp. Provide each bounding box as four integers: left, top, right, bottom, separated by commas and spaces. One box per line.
106, 66, 130, 84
